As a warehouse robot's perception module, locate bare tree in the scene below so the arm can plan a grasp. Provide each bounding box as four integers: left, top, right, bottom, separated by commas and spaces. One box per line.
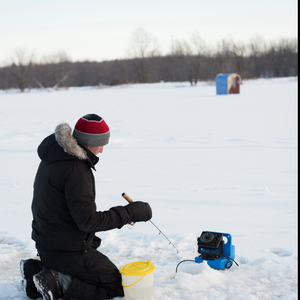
129, 28, 160, 83
248, 36, 267, 78
130, 28, 160, 58
173, 31, 209, 86
229, 38, 246, 77
212, 39, 235, 74
11, 46, 34, 92
168, 39, 190, 82
41, 50, 73, 88
188, 31, 208, 85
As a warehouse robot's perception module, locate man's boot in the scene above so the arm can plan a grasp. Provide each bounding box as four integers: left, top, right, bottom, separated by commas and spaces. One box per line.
20, 258, 43, 299
33, 268, 63, 300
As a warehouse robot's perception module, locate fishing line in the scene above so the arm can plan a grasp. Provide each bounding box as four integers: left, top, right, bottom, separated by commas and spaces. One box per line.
122, 193, 185, 260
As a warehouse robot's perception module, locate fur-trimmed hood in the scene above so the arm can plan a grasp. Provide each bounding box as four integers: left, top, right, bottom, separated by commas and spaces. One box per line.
37, 123, 95, 164
55, 123, 87, 160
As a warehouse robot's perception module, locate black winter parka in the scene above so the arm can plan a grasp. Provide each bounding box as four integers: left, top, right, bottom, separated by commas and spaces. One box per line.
31, 123, 133, 253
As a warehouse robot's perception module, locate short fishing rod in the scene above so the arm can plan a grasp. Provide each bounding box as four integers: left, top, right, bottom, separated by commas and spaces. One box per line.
122, 193, 185, 259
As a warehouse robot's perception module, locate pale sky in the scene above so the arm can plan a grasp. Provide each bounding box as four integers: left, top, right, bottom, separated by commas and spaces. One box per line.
0, 0, 297, 65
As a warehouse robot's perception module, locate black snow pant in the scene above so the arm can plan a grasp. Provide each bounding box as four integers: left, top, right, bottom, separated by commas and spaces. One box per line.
38, 247, 124, 300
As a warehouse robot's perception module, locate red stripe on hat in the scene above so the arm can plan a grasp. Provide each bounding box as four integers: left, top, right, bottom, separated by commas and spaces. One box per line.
75, 118, 110, 134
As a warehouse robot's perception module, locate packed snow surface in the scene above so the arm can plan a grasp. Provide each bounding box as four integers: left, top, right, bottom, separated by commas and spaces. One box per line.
0, 77, 297, 300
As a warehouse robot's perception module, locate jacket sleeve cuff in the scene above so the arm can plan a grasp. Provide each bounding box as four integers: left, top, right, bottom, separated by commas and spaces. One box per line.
110, 206, 131, 228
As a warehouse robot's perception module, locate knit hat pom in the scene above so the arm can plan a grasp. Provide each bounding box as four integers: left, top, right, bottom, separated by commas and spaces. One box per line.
73, 114, 110, 147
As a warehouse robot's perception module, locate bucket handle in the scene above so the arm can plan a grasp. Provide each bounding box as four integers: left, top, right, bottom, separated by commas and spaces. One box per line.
122, 274, 145, 288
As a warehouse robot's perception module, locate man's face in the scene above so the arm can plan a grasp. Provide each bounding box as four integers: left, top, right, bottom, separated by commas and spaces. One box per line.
86, 146, 104, 156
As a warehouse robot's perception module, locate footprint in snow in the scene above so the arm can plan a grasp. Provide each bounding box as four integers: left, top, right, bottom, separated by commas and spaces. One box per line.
269, 247, 293, 257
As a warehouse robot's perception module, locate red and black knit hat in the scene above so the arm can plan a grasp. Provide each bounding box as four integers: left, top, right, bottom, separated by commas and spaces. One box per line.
73, 114, 110, 147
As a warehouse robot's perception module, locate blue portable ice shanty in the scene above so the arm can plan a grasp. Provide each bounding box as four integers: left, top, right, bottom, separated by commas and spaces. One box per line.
215, 73, 241, 95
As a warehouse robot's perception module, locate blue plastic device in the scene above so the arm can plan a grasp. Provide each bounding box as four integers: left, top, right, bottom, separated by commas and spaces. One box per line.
195, 232, 235, 270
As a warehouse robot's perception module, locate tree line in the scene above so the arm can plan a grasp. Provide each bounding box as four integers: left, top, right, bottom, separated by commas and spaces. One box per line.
0, 30, 297, 92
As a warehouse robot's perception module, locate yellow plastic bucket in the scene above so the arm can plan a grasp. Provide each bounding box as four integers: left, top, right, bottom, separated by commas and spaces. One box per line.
119, 260, 156, 300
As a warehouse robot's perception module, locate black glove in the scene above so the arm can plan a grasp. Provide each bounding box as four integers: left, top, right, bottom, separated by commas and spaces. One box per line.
125, 201, 152, 223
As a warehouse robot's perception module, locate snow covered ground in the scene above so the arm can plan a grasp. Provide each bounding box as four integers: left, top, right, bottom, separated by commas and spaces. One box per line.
0, 77, 297, 300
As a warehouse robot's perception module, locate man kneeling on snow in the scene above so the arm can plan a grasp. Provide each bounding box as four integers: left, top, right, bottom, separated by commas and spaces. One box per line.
20, 114, 152, 300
